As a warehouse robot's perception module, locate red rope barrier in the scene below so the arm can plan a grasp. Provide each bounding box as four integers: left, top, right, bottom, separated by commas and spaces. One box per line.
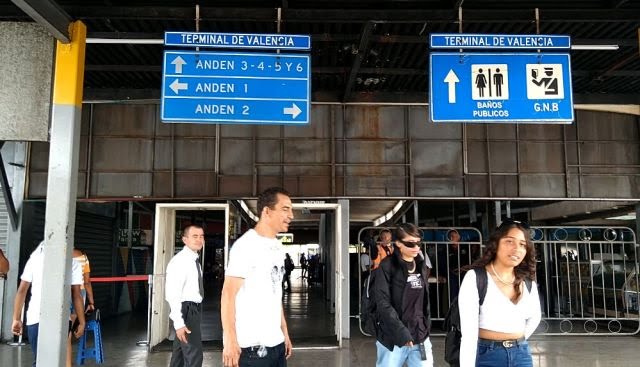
90, 275, 149, 282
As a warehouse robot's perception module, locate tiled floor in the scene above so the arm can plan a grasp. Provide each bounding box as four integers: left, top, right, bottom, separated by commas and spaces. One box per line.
2, 274, 640, 366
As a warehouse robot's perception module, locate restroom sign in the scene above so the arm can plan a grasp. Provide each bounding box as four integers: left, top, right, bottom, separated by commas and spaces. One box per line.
429, 53, 574, 124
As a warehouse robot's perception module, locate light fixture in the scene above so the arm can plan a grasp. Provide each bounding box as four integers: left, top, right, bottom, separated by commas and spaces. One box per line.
239, 200, 259, 222
373, 200, 406, 226
606, 213, 636, 221
571, 45, 619, 51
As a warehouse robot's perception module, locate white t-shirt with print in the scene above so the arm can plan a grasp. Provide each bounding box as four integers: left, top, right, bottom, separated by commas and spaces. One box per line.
20, 244, 84, 325
225, 229, 285, 348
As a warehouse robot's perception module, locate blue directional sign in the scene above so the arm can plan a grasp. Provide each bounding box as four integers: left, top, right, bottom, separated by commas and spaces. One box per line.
165, 32, 311, 50
429, 53, 574, 123
161, 51, 310, 124
430, 34, 571, 50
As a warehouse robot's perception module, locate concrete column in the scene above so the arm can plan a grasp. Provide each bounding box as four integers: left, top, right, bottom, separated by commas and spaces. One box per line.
37, 21, 86, 367
636, 204, 640, 246
1, 142, 27, 340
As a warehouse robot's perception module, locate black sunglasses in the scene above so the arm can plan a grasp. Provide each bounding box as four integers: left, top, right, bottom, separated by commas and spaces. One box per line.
499, 218, 530, 230
398, 239, 423, 248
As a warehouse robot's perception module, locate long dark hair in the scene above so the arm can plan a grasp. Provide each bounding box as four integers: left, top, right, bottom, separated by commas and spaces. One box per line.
468, 221, 536, 298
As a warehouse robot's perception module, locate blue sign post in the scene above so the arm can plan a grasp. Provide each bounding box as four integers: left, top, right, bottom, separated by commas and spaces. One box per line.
429, 53, 573, 123
161, 51, 310, 124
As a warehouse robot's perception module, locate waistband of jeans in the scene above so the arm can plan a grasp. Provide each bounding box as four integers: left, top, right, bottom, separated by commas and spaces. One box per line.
241, 342, 284, 352
478, 336, 525, 348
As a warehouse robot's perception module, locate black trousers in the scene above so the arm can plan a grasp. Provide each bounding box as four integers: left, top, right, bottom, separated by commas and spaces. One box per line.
239, 342, 286, 367
170, 301, 203, 367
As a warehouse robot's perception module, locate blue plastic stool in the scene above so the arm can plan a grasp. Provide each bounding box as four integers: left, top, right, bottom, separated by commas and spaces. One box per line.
76, 319, 104, 365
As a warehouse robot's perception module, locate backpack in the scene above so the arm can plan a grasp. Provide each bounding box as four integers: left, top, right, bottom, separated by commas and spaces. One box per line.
284, 258, 295, 272
443, 268, 532, 366
360, 272, 378, 336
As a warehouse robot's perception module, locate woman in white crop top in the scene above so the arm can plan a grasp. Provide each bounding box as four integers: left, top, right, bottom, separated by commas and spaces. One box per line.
458, 218, 541, 367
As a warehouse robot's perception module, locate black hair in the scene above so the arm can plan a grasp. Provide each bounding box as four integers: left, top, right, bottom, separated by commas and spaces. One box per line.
257, 187, 291, 217
394, 223, 422, 241
182, 224, 204, 237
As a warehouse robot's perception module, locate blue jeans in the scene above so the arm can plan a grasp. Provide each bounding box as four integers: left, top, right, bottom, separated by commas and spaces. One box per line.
476, 340, 532, 367
375, 339, 433, 367
27, 324, 39, 367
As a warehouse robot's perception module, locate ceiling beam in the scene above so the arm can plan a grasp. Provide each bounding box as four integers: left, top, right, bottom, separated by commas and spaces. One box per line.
11, 0, 71, 42
343, 21, 375, 102
60, 7, 640, 23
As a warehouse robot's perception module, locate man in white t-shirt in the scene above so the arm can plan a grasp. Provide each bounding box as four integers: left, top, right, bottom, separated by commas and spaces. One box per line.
12, 241, 85, 367
221, 187, 294, 367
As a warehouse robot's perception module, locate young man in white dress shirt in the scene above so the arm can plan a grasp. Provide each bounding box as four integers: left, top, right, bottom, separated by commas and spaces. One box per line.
221, 187, 294, 367
166, 224, 206, 367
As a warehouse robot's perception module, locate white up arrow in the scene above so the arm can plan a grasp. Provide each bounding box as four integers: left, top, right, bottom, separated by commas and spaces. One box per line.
171, 56, 186, 74
170, 79, 188, 94
444, 70, 459, 103
283, 103, 302, 119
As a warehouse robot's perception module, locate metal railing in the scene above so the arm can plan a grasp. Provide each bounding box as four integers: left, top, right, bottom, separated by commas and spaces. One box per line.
356, 225, 639, 336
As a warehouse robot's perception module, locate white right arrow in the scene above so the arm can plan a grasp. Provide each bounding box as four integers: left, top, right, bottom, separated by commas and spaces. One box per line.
171, 56, 186, 74
283, 103, 302, 119
444, 69, 460, 103
170, 79, 188, 94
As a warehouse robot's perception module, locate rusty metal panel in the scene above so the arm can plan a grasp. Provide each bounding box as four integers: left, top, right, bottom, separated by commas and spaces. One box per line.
490, 175, 518, 197
92, 104, 156, 137
283, 176, 332, 196
173, 123, 217, 138
409, 107, 461, 140
92, 138, 154, 171
466, 175, 489, 197
153, 172, 171, 197
580, 142, 639, 166
345, 165, 405, 177
219, 176, 253, 196
28, 172, 47, 198
519, 124, 563, 141
412, 141, 462, 176
519, 174, 567, 197
256, 176, 282, 194
284, 140, 330, 163
487, 124, 516, 140
220, 124, 254, 138
174, 139, 216, 170
220, 140, 253, 175
175, 172, 216, 197
466, 124, 487, 140
581, 176, 640, 198
467, 141, 487, 173
346, 176, 406, 196
344, 106, 405, 139
520, 142, 565, 173
90, 172, 152, 197
153, 139, 171, 170
286, 105, 332, 138
283, 166, 330, 176
414, 177, 463, 196
489, 142, 518, 173
577, 111, 638, 141
347, 141, 405, 164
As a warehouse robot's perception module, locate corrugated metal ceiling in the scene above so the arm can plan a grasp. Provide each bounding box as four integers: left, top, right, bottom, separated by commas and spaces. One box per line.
1, 0, 639, 102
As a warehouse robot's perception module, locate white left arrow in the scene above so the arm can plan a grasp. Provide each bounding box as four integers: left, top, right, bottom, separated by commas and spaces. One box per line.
283, 103, 302, 119
171, 56, 186, 74
444, 69, 460, 103
170, 79, 188, 94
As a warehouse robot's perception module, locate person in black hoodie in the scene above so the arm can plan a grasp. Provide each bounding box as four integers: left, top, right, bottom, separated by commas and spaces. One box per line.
371, 223, 433, 367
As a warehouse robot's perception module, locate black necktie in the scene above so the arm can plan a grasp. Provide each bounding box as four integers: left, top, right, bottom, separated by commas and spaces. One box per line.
196, 257, 204, 298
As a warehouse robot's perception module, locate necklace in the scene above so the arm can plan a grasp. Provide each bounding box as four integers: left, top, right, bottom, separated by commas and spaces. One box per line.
406, 260, 416, 273
491, 262, 515, 285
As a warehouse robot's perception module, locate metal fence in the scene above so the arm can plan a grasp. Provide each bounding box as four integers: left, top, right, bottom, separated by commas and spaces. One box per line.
356, 225, 639, 336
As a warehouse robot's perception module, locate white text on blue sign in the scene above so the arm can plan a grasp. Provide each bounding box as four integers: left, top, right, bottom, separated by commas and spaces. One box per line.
164, 32, 311, 50
161, 51, 310, 124
429, 53, 574, 124
430, 34, 571, 49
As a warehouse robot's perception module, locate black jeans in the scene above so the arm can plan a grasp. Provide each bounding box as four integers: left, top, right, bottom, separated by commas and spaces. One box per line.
170, 301, 203, 367
239, 342, 286, 367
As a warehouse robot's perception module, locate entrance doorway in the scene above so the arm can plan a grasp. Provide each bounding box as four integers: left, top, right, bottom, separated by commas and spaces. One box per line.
149, 203, 230, 349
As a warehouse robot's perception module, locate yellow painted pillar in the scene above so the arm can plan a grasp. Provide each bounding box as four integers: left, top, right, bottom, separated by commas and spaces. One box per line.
38, 20, 87, 367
